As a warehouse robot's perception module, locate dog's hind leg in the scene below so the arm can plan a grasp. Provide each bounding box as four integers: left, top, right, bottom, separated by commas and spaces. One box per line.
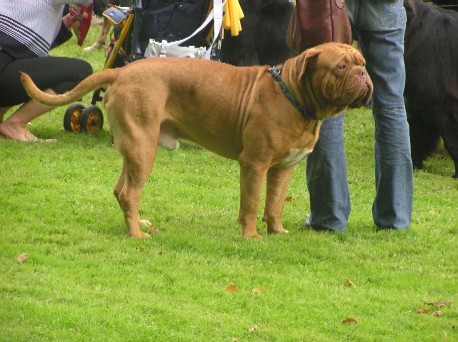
436, 112, 458, 178
114, 160, 152, 224
408, 112, 440, 169
114, 162, 126, 205
115, 135, 158, 238
263, 166, 294, 234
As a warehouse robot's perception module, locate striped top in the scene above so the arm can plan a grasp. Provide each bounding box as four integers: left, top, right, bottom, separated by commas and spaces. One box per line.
0, 0, 89, 58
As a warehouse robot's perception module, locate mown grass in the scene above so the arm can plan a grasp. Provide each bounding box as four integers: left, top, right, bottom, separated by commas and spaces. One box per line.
0, 28, 457, 341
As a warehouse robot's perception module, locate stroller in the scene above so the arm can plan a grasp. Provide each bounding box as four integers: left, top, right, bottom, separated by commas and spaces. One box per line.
64, 0, 234, 133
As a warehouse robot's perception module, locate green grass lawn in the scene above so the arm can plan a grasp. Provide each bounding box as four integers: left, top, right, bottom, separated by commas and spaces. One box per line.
0, 28, 457, 341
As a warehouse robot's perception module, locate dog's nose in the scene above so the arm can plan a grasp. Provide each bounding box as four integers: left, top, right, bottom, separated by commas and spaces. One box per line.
356, 67, 366, 78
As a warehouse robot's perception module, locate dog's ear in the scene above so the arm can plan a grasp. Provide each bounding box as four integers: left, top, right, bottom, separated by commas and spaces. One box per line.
295, 46, 321, 86
296, 46, 320, 71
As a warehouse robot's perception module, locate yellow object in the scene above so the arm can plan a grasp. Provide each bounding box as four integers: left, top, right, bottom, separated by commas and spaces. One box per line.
223, 0, 244, 36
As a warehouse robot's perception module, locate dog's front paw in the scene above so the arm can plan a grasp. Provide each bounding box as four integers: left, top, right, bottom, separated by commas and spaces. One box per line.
267, 229, 289, 235
273, 228, 289, 234
266, 224, 289, 235
139, 219, 153, 227
242, 231, 263, 239
129, 231, 151, 238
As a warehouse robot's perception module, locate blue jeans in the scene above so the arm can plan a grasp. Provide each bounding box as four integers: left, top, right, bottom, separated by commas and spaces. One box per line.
306, 0, 413, 230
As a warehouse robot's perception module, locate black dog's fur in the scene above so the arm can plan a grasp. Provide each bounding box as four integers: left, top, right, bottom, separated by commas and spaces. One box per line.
404, 0, 458, 177
93, 0, 108, 17
430, 0, 458, 11
220, 0, 293, 66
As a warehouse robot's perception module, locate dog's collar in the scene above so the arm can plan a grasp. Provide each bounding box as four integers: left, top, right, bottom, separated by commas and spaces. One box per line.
268, 66, 319, 120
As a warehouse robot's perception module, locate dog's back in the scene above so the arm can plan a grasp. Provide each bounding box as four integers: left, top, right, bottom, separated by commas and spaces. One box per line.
404, 0, 458, 120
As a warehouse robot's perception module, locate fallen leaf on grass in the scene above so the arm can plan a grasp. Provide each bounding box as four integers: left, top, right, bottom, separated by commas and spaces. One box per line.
248, 323, 258, 332
431, 311, 442, 317
252, 287, 264, 294
284, 196, 294, 202
417, 308, 429, 314
16, 253, 27, 264
344, 277, 355, 287
341, 317, 358, 324
226, 284, 237, 293
424, 300, 452, 308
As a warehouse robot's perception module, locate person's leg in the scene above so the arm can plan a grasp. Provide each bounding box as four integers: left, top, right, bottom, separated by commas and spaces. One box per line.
0, 56, 92, 141
306, 114, 350, 231
0, 95, 55, 141
357, 28, 413, 229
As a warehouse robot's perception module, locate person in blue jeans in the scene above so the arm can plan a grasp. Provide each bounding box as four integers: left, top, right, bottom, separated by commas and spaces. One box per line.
305, 0, 413, 231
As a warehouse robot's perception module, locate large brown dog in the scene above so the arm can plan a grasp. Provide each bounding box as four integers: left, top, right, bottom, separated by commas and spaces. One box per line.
21, 42, 372, 238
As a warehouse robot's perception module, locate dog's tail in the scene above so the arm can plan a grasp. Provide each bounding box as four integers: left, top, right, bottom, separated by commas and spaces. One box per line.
20, 68, 119, 107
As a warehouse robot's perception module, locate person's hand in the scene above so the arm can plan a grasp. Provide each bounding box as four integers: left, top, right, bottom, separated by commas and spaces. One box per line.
62, 13, 74, 30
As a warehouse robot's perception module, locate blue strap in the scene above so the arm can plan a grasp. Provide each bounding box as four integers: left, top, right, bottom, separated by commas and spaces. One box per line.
268, 66, 319, 121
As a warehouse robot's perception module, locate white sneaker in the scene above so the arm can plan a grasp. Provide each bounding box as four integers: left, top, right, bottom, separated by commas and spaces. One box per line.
83, 41, 103, 52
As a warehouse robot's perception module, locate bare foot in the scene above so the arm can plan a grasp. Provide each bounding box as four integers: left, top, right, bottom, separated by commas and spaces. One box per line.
0, 122, 55, 142
0, 121, 29, 141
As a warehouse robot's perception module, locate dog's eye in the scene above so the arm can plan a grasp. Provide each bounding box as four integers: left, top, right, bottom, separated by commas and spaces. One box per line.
337, 63, 347, 71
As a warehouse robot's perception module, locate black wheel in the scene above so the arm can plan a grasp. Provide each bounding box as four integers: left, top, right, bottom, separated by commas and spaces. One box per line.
79, 105, 104, 133
63, 103, 85, 132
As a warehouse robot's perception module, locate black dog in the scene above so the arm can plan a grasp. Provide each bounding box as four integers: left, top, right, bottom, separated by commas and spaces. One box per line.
93, 0, 108, 17
403, 0, 458, 178
220, 0, 293, 66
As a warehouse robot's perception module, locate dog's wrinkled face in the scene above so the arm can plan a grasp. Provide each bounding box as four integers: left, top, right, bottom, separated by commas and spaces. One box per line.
301, 43, 373, 111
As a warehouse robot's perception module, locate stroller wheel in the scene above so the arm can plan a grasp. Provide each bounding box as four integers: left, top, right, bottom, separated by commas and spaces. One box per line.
63, 103, 85, 132
80, 105, 104, 133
